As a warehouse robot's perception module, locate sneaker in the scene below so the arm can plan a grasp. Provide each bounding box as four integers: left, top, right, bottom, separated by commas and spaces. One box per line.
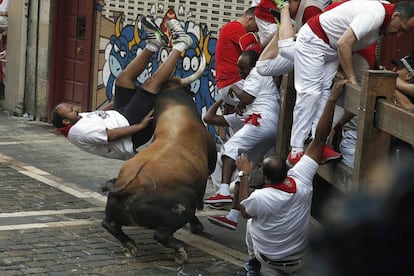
286, 151, 304, 167
320, 144, 342, 164
141, 16, 169, 48
273, 0, 289, 10
208, 215, 237, 231
245, 258, 261, 276
166, 18, 193, 50
204, 193, 232, 204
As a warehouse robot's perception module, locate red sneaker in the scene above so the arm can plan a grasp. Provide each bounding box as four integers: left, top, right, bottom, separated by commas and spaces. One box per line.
286, 151, 304, 167
321, 144, 342, 164
204, 193, 232, 204
208, 215, 237, 231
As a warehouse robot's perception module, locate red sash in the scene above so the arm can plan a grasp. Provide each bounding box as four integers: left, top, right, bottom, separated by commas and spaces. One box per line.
244, 113, 261, 126
58, 125, 73, 137
264, 176, 297, 193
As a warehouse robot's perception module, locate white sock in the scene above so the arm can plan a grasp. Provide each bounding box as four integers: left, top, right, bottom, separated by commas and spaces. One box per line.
226, 209, 240, 222
145, 43, 159, 52
218, 183, 230, 196
172, 43, 187, 53
291, 147, 304, 155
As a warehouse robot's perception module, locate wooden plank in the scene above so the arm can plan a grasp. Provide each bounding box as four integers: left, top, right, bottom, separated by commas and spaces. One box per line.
376, 99, 414, 145
317, 162, 354, 194
275, 73, 295, 160
342, 83, 361, 115
352, 70, 397, 192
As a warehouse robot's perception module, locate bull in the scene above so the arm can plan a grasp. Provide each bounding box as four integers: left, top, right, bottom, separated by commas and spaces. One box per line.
101, 53, 217, 264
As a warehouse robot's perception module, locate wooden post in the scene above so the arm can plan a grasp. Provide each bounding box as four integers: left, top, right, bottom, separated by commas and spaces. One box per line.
352, 70, 397, 192
275, 73, 295, 159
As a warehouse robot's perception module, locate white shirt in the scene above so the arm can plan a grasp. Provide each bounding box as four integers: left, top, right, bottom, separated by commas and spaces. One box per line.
320, 1, 386, 51
241, 155, 318, 260
68, 110, 135, 160
243, 67, 279, 123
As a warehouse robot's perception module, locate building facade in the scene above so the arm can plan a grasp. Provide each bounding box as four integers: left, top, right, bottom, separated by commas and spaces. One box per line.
1, 0, 413, 125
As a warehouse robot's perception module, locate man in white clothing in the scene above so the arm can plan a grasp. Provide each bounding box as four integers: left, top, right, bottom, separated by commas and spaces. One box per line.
287, 1, 414, 166
51, 17, 193, 160
238, 79, 347, 276
204, 49, 291, 230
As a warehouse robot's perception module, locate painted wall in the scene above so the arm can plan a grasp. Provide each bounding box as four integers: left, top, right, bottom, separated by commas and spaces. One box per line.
92, 1, 252, 139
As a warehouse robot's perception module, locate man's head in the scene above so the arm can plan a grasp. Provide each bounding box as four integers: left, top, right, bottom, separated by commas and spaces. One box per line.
262, 156, 288, 183
385, 1, 414, 36
239, 7, 258, 33
392, 56, 414, 84
51, 103, 81, 128
237, 50, 258, 79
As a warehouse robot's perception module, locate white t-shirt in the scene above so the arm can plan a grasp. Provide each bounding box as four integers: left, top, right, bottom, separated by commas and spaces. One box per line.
241, 155, 318, 260
320, 1, 385, 51
68, 110, 135, 160
243, 67, 279, 123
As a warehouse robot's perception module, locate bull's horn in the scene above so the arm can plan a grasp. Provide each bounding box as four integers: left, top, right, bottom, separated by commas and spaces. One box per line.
180, 52, 206, 86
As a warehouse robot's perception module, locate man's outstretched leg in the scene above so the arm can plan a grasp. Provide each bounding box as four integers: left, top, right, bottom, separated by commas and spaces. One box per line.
141, 18, 193, 94
116, 16, 169, 90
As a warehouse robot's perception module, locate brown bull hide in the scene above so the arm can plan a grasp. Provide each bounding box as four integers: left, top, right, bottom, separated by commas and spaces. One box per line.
102, 87, 217, 264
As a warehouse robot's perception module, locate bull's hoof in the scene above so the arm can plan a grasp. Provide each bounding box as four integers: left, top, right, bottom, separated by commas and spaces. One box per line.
174, 247, 188, 264
123, 241, 139, 258
189, 221, 204, 234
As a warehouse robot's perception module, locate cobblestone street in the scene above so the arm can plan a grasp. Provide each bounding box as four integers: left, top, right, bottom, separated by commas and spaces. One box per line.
0, 113, 254, 276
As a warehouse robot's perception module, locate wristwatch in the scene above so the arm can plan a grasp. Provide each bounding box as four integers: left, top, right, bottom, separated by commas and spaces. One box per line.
238, 171, 249, 177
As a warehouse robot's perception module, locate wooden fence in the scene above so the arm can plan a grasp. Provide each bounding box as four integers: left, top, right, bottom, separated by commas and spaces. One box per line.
275, 70, 414, 194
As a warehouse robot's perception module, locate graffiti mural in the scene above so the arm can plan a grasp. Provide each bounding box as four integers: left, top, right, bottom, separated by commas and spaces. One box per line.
97, 6, 220, 138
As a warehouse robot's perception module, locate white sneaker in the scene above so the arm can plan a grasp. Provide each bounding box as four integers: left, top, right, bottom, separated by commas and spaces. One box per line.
166, 19, 193, 51
141, 16, 169, 48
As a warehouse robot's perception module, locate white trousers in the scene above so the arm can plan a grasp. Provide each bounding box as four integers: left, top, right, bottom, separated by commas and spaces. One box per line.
291, 24, 339, 148
255, 16, 278, 44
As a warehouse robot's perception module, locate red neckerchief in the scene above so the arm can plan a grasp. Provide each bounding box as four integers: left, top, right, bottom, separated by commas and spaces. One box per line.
380, 4, 396, 35
57, 125, 73, 137
264, 176, 297, 193
244, 113, 261, 126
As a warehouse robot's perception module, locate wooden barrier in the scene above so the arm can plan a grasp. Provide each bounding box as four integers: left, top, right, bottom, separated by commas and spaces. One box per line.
276, 70, 414, 194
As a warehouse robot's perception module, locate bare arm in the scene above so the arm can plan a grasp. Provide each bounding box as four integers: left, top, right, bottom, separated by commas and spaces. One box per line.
106, 110, 154, 142
396, 78, 414, 98
235, 153, 254, 219
306, 80, 347, 163
229, 85, 255, 106
394, 90, 414, 113
258, 29, 280, 61
202, 98, 229, 127
337, 28, 358, 84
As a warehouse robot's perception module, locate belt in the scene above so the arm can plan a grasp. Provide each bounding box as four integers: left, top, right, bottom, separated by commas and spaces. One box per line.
259, 253, 302, 267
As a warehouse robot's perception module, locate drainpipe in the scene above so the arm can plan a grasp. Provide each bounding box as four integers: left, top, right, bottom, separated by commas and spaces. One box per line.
14, 0, 29, 117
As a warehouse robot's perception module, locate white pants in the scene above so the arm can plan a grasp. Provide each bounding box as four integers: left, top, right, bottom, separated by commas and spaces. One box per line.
255, 17, 278, 44
222, 114, 279, 165
340, 126, 357, 168
291, 24, 339, 148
